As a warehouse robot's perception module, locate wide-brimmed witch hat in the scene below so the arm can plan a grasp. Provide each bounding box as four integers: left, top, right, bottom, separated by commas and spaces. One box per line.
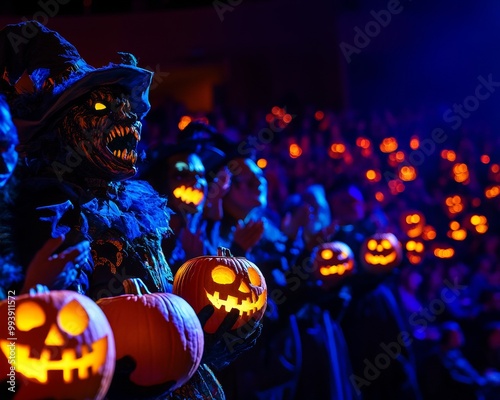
0, 20, 153, 148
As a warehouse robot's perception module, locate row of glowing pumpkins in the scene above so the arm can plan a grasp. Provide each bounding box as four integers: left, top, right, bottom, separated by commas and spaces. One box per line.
0, 234, 406, 400
0, 247, 268, 400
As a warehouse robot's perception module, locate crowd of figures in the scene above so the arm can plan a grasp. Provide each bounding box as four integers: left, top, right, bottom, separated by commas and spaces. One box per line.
1, 20, 500, 400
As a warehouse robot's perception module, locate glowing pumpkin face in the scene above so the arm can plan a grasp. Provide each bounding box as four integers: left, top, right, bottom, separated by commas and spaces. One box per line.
312, 242, 355, 289
167, 153, 207, 215
0, 290, 115, 400
399, 210, 426, 238
173, 247, 267, 335
405, 240, 425, 265
361, 233, 403, 273
97, 278, 203, 399
60, 85, 142, 181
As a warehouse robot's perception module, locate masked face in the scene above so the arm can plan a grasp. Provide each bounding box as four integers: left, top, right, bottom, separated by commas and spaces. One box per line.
225, 158, 267, 218
0, 101, 18, 189
166, 153, 207, 215
60, 86, 141, 181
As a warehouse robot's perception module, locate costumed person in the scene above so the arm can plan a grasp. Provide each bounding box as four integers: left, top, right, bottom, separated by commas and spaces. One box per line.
0, 21, 254, 399
141, 121, 226, 274
326, 176, 422, 400
0, 95, 89, 299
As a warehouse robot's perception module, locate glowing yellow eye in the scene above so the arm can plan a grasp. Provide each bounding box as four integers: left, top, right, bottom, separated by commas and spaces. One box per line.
16, 301, 46, 331
321, 249, 333, 260
248, 267, 261, 286
367, 240, 377, 251
58, 300, 89, 336
212, 265, 236, 284
381, 240, 392, 249
94, 102, 107, 111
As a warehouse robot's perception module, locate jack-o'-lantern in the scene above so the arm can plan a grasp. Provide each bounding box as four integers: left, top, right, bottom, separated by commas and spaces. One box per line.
167, 153, 207, 215
312, 241, 355, 289
405, 240, 425, 265
433, 244, 455, 259
173, 247, 267, 335
447, 221, 467, 241
464, 214, 489, 234
0, 289, 115, 400
97, 278, 203, 399
399, 210, 426, 238
360, 232, 403, 273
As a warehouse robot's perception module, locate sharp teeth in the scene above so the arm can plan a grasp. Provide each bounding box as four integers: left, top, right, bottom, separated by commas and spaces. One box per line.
117, 150, 122, 158
113, 150, 118, 156
122, 149, 128, 160
125, 126, 130, 134
133, 129, 140, 141
119, 126, 125, 136
110, 132, 116, 140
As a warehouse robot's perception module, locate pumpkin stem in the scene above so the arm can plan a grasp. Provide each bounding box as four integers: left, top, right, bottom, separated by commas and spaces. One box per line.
123, 278, 152, 295
217, 247, 233, 257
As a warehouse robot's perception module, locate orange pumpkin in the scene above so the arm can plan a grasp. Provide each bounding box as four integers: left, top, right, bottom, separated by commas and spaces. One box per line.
0, 289, 115, 400
97, 278, 203, 399
173, 247, 267, 335
399, 210, 426, 238
360, 232, 403, 273
312, 241, 355, 289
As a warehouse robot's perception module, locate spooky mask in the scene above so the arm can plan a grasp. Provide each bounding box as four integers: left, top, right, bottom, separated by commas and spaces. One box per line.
59, 85, 142, 181
0, 290, 115, 400
173, 247, 267, 335
399, 210, 426, 238
97, 278, 203, 399
360, 232, 403, 273
312, 241, 355, 289
167, 153, 207, 215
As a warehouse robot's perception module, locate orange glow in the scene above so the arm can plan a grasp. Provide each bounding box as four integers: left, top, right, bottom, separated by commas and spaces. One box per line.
395, 151, 405, 162
380, 137, 398, 153
481, 155, 490, 164
366, 169, 380, 182
283, 114, 292, 124
289, 143, 302, 158
422, 226, 436, 241
452, 163, 469, 183
434, 247, 455, 259
356, 137, 371, 149
271, 106, 281, 115
256, 158, 267, 169
375, 191, 385, 202
399, 165, 417, 181
485, 185, 500, 199
410, 136, 419, 150
178, 115, 192, 131
492, 164, 500, 174
314, 111, 324, 121
449, 221, 460, 230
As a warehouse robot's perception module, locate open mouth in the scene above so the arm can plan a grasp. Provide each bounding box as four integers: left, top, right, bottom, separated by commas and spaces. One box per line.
105, 124, 140, 164
364, 252, 397, 266
0, 337, 108, 384
205, 290, 267, 317
173, 185, 205, 206
319, 262, 352, 276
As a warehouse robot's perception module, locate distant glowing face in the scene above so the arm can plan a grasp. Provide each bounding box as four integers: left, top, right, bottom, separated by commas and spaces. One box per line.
361, 233, 403, 273
312, 242, 355, 289
167, 153, 207, 214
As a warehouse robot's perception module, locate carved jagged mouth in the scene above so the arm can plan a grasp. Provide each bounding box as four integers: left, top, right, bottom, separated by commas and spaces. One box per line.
319, 262, 353, 276
364, 252, 397, 266
173, 185, 205, 206
206, 290, 267, 317
0, 337, 107, 384
105, 125, 140, 164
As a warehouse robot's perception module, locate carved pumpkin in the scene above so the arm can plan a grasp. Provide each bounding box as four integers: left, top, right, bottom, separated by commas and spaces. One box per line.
405, 239, 425, 265
0, 289, 115, 400
360, 232, 403, 273
97, 278, 203, 399
173, 247, 267, 335
312, 241, 355, 289
399, 210, 426, 238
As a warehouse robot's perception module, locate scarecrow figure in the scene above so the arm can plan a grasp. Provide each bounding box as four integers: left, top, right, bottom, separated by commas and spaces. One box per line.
0, 20, 234, 399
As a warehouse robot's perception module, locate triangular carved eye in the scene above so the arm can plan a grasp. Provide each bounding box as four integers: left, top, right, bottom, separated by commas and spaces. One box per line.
58, 300, 89, 336
212, 265, 236, 284
16, 301, 46, 331
248, 267, 261, 286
